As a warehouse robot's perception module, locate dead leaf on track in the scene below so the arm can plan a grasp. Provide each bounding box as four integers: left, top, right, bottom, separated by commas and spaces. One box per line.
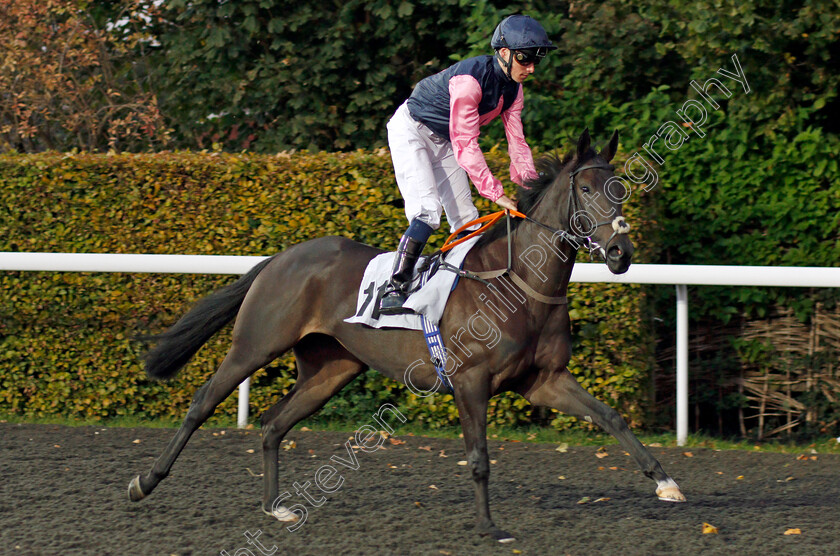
702, 523, 719, 534
784, 528, 801, 535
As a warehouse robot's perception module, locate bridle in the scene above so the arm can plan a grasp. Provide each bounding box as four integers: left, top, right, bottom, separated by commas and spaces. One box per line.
423, 160, 631, 305
517, 162, 630, 259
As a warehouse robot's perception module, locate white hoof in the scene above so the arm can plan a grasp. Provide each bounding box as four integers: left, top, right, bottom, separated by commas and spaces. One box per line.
128, 475, 146, 502
655, 478, 686, 502
264, 506, 299, 522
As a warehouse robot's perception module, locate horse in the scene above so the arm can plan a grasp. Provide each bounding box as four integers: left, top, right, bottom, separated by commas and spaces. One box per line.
128, 129, 685, 542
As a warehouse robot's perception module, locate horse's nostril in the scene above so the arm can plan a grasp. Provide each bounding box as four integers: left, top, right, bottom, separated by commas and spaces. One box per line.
608, 246, 623, 260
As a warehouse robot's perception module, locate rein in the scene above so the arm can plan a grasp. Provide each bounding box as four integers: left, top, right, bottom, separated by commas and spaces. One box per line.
427, 162, 630, 305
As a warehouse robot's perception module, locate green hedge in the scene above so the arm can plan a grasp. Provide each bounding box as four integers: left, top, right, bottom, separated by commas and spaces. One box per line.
0, 149, 653, 428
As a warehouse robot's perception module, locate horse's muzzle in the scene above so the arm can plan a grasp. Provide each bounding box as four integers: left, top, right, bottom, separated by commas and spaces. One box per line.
606, 237, 633, 275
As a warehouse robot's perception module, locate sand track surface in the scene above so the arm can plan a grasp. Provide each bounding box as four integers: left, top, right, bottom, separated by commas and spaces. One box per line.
1, 423, 838, 555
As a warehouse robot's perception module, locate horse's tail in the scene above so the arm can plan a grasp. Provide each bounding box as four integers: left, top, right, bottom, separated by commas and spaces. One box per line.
139, 255, 277, 380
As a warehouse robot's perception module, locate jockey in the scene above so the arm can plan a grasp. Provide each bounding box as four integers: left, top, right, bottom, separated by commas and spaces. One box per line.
379, 14, 556, 314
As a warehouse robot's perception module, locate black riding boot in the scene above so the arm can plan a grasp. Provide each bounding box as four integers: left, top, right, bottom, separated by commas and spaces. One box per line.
379, 234, 427, 315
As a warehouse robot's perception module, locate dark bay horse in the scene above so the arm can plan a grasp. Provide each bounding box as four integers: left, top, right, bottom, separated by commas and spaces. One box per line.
128, 130, 685, 542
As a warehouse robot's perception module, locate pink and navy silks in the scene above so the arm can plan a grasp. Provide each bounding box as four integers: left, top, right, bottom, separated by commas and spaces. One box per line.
404, 55, 537, 202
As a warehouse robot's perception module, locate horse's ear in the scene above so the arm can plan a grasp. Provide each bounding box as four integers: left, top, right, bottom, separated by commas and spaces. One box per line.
600, 130, 619, 163
576, 128, 591, 160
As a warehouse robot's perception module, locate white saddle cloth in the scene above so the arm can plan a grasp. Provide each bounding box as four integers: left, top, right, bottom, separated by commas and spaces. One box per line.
344, 237, 479, 330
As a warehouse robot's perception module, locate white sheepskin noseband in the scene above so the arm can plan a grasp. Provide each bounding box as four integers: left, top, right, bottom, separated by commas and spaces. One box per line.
612, 216, 630, 234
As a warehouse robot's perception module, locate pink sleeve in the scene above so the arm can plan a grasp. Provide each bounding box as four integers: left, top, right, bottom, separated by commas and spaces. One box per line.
501, 86, 537, 185
448, 75, 504, 202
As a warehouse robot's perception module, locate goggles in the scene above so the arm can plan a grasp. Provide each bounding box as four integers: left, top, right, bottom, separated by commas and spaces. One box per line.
513, 47, 547, 66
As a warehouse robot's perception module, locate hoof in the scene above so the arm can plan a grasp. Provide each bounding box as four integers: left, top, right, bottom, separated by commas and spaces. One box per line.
263, 506, 299, 523
656, 478, 686, 502
128, 475, 146, 502
479, 525, 516, 543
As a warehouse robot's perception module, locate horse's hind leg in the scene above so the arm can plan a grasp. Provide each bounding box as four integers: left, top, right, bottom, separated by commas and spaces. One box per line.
129, 274, 310, 502
259, 335, 365, 520
517, 369, 686, 502
128, 341, 279, 501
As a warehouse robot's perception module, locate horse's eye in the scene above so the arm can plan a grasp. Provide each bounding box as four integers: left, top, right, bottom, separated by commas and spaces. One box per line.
581, 186, 590, 193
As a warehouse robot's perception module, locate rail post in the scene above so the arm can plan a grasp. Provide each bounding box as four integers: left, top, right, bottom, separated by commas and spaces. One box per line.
675, 284, 689, 446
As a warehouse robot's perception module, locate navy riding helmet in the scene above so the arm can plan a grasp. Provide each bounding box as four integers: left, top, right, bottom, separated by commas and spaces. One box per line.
491, 15, 556, 78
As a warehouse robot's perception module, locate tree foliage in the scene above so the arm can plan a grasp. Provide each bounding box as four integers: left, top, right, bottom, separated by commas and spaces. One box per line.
142, 0, 473, 151
0, 0, 169, 152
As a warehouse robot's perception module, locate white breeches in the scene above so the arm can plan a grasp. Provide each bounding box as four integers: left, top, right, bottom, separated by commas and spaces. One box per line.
386, 102, 479, 232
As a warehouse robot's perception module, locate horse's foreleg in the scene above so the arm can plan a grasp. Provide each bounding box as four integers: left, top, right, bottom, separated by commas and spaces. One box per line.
517, 369, 685, 502
455, 378, 515, 543
260, 338, 365, 521
128, 345, 274, 502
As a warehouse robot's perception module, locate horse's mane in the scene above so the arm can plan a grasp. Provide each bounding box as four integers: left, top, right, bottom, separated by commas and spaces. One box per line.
475, 147, 598, 247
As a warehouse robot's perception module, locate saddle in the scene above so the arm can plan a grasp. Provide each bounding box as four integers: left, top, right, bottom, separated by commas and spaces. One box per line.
344, 236, 479, 331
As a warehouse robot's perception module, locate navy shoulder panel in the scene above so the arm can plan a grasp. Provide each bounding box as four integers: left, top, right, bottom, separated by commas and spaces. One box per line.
405, 56, 519, 139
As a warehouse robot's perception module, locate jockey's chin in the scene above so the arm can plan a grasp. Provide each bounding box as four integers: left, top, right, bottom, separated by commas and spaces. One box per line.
511, 66, 534, 83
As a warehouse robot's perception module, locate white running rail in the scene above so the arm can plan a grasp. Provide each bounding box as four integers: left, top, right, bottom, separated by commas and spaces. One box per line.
3, 252, 840, 444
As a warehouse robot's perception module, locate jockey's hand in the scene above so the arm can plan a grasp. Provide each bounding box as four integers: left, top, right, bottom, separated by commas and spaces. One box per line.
495, 194, 518, 212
